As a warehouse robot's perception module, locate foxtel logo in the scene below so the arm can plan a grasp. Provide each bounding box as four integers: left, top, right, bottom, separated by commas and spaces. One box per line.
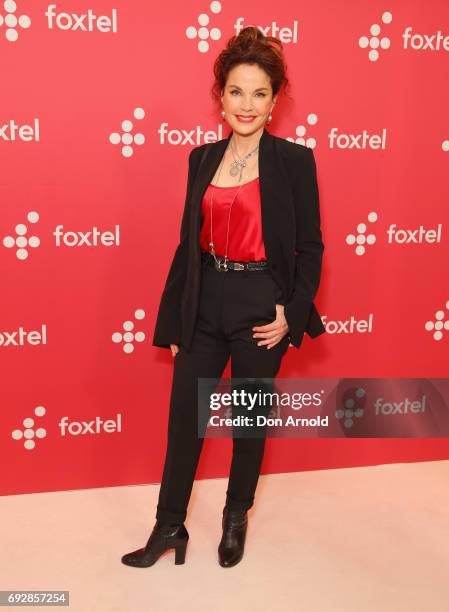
386, 224, 442, 244
45, 5, 118, 32
53, 225, 120, 247
402, 27, 449, 51
2, 220, 121, 261
0, 118, 40, 142
234, 18, 298, 43
59, 414, 122, 435
373, 396, 426, 415
328, 128, 387, 149
158, 122, 224, 145
321, 315, 374, 334
0, 325, 47, 347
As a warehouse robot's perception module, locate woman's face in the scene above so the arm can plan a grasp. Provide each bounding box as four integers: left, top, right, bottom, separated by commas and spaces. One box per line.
220, 63, 276, 137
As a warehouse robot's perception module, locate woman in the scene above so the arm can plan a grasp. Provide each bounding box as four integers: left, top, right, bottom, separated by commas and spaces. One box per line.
121, 26, 325, 569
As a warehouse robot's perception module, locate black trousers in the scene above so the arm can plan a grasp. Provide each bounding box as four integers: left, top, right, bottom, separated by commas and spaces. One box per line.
155, 251, 290, 524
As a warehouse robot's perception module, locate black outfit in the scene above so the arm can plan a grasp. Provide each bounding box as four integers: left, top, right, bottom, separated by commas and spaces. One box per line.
152, 127, 325, 525
152, 126, 325, 352
156, 252, 290, 524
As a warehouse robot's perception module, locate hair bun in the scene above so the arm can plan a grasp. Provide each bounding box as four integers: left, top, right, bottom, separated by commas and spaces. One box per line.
229, 26, 266, 50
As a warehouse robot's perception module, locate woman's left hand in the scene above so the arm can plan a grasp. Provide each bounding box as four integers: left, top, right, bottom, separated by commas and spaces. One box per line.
252, 304, 290, 349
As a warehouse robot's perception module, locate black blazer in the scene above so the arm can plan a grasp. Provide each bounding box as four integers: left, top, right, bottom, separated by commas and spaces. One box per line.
152, 126, 326, 351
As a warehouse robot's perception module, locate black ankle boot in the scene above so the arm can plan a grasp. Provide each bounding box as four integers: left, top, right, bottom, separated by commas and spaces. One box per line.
121, 521, 189, 567
218, 508, 248, 568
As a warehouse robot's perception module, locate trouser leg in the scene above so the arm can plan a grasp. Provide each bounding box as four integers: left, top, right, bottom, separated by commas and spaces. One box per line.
156, 262, 230, 524
155, 346, 229, 524
221, 267, 290, 513
224, 340, 289, 512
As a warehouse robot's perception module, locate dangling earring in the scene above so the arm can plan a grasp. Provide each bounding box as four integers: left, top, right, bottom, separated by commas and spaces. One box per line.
221, 109, 225, 120
267, 113, 272, 124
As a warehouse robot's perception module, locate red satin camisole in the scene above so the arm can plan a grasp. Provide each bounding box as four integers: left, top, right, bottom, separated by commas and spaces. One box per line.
199, 176, 267, 262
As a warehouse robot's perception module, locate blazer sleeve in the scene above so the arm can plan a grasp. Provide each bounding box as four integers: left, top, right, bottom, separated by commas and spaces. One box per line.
152, 146, 202, 349
283, 147, 325, 348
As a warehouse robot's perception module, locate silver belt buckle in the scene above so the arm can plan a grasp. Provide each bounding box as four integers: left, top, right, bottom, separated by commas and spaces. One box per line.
233, 262, 245, 271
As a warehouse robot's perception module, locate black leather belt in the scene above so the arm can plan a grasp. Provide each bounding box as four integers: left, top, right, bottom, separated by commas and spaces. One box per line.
201, 250, 269, 271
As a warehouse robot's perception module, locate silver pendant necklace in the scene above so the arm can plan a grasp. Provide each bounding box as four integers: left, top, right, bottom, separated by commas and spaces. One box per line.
208, 156, 244, 271
208, 133, 260, 271
229, 136, 259, 182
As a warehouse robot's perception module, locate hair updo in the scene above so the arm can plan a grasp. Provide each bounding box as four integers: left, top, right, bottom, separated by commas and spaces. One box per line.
211, 26, 291, 107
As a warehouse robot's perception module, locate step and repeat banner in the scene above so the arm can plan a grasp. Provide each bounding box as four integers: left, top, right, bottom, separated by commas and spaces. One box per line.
1, 1, 448, 496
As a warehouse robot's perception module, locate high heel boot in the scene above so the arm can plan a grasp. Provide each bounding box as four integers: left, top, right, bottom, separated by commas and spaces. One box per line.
121, 521, 189, 567
218, 507, 248, 568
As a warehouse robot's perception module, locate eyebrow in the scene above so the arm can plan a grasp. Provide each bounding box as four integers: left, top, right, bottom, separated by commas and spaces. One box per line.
227, 85, 269, 91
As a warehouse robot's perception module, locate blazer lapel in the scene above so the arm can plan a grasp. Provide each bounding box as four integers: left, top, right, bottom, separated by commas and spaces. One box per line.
189, 131, 232, 239
258, 126, 294, 265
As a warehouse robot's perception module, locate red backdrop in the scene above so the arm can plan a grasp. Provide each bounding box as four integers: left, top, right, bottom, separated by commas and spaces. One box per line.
1, 0, 448, 496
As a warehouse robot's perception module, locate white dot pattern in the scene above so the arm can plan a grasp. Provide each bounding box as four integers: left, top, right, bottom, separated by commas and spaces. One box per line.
0, 0, 31, 42
11, 406, 47, 450
345, 212, 378, 256
112, 309, 147, 353
424, 301, 449, 341
358, 12, 392, 62
185, 1, 222, 52
109, 107, 146, 158
286, 114, 318, 148
335, 388, 365, 428
3, 211, 40, 260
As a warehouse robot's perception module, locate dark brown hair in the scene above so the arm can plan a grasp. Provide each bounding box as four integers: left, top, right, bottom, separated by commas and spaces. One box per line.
211, 26, 291, 108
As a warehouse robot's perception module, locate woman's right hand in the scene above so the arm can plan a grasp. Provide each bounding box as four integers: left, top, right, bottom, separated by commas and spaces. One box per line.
170, 344, 180, 357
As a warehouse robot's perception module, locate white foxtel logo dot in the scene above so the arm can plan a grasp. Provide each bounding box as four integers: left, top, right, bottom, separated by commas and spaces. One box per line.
424, 301, 449, 342
286, 114, 318, 148
358, 11, 392, 62
109, 107, 145, 158
346, 213, 378, 256
112, 309, 147, 354
12, 406, 47, 450
0, 0, 31, 42
335, 387, 366, 429
186, 0, 222, 53
2, 211, 40, 260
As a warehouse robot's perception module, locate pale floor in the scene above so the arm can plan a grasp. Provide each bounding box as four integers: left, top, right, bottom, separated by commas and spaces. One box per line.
2, 460, 449, 612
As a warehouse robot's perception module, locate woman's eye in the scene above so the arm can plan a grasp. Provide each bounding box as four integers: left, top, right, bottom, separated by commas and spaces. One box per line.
230, 90, 266, 97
